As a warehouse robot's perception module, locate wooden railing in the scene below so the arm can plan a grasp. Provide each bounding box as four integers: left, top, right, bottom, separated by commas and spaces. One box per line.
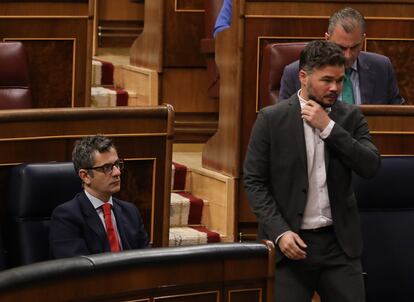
0, 241, 275, 302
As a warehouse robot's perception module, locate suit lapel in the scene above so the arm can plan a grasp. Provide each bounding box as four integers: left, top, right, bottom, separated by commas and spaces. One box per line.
325, 101, 346, 170
357, 53, 375, 103
289, 96, 307, 172
78, 191, 110, 252
112, 200, 131, 250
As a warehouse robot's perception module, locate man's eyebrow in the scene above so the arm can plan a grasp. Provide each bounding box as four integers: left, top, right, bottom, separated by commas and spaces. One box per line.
336, 42, 362, 49
319, 75, 344, 81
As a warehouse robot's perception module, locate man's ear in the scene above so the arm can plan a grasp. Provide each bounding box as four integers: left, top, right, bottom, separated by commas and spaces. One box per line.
324, 32, 330, 40
79, 169, 91, 185
299, 69, 308, 86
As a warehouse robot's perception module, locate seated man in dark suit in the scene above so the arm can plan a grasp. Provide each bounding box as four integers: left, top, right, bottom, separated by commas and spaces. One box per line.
279, 7, 405, 105
50, 135, 149, 258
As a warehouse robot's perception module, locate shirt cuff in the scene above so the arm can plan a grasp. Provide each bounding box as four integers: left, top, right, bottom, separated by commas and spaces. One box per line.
275, 231, 290, 244
320, 120, 335, 139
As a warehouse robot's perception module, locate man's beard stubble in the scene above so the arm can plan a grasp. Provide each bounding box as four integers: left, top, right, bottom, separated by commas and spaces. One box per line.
308, 92, 337, 108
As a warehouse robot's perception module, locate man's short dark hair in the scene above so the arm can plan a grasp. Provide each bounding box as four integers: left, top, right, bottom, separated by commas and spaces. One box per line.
72, 135, 115, 174
327, 7, 366, 35
299, 40, 346, 73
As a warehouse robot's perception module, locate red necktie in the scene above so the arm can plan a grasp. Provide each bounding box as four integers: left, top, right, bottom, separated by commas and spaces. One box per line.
101, 203, 120, 252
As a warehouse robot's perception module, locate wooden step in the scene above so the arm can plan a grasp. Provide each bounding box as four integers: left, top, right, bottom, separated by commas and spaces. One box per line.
169, 226, 220, 246
170, 192, 205, 227
172, 152, 236, 242
91, 87, 128, 107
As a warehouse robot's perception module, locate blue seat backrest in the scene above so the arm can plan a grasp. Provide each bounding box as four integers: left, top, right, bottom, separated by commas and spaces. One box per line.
5, 162, 82, 267
353, 156, 414, 302
0, 229, 6, 271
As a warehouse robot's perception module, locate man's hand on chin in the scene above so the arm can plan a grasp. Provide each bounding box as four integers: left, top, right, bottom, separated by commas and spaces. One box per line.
301, 100, 331, 131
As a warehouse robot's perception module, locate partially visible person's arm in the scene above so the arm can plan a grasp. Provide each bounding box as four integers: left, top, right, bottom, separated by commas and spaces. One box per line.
243, 109, 291, 243
279, 62, 300, 101
131, 204, 150, 248
325, 107, 380, 178
385, 57, 405, 105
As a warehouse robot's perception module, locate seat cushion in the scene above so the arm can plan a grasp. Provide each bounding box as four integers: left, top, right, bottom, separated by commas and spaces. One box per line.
0, 90, 32, 109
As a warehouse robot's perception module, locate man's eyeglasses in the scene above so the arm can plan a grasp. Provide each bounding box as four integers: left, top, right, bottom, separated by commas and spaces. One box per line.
84, 159, 124, 175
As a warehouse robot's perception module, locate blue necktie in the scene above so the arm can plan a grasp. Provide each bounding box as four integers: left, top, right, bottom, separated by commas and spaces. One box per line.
342, 68, 354, 104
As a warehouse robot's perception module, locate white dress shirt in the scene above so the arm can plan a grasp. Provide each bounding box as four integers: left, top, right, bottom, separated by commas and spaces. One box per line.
276, 94, 336, 243
298, 93, 334, 229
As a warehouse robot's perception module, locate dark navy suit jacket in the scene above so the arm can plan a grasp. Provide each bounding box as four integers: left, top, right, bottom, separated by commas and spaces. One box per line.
50, 191, 149, 259
279, 51, 405, 105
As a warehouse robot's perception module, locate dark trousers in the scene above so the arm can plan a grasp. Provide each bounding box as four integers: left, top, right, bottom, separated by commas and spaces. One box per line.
274, 227, 365, 302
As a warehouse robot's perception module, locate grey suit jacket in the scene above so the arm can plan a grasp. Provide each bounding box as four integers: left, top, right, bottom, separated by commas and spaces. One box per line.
279, 51, 405, 104
50, 191, 149, 259
243, 94, 380, 262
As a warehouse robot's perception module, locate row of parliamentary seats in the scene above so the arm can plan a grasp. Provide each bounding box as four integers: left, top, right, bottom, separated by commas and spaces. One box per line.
170, 162, 221, 246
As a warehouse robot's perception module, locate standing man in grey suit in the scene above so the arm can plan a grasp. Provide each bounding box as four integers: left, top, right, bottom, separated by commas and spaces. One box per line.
244, 40, 380, 301
279, 7, 405, 105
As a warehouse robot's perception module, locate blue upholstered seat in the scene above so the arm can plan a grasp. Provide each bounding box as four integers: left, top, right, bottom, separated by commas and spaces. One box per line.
353, 156, 414, 302
5, 162, 82, 267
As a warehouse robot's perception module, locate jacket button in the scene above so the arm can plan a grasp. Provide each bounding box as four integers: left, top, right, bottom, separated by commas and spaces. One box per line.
302, 188, 307, 193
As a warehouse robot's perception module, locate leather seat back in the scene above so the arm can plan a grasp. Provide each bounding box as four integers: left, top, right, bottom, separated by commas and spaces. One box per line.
259, 42, 306, 107
0, 42, 33, 109
6, 162, 82, 267
353, 156, 414, 302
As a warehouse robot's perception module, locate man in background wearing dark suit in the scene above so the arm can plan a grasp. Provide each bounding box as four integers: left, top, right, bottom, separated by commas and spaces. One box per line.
279, 7, 405, 105
50, 135, 149, 258
244, 40, 380, 301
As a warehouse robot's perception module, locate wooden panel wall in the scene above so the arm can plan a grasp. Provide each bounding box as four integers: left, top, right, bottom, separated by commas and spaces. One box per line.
130, 0, 219, 143
0, 106, 174, 247
0, 1, 94, 108
162, 0, 218, 117
362, 105, 414, 155
98, 0, 144, 21
130, 0, 206, 70
129, 0, 163, 71
95, 0, 144, 49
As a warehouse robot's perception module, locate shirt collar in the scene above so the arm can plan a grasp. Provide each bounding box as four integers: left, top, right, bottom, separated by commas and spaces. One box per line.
298, 89, 307, 109
349, 59, 358, 73
84, 190, 113, 210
